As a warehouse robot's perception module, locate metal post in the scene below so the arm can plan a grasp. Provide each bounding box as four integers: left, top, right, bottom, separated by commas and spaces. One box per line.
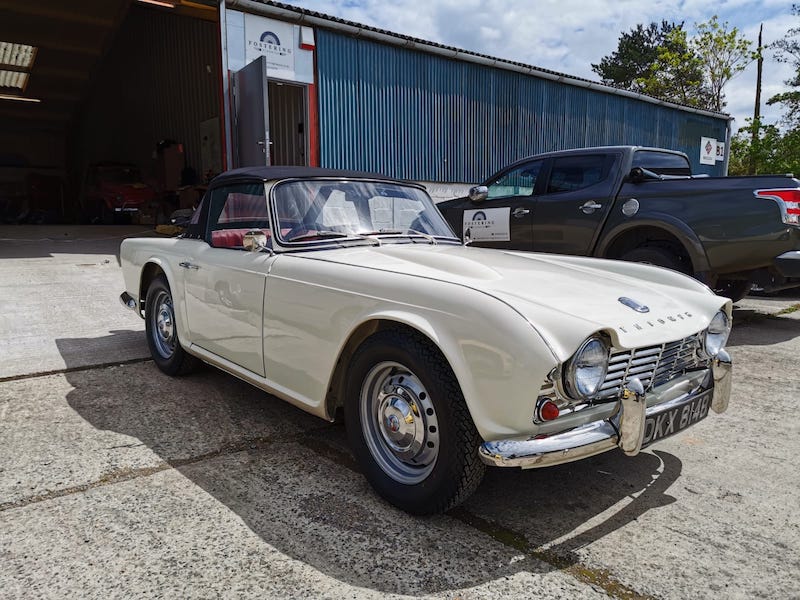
219, 0, 234, 170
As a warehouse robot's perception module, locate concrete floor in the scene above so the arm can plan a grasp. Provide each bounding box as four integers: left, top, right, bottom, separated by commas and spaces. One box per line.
1, 226, 799, 599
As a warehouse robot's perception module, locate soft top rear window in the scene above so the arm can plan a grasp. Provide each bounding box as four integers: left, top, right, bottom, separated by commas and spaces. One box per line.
632, 150, 691, 176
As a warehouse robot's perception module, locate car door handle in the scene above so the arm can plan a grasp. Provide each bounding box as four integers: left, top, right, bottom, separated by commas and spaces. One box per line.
512, 207, 530, 218
580, 201, 603, 214
179, 261, 199, 270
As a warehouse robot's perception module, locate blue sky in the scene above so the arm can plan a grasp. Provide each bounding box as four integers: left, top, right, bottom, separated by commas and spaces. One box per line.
283, 0, 797, 133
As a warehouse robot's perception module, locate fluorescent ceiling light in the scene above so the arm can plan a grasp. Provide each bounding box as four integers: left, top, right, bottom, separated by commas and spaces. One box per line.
0, 94, 40, 103
0, 70, 29, 90
136, 0, 177, 7
0, 42, 36, 69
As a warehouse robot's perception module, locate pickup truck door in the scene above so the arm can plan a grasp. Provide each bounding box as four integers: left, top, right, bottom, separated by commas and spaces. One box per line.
439, 158, 544, 250
532, 153, 619, 256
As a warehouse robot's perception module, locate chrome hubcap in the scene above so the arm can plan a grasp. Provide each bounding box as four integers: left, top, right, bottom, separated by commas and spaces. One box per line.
151, 291, 176, 359
361, 362, 439, 484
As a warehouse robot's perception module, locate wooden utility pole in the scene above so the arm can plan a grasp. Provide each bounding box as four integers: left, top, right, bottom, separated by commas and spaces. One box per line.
749, 23, 764, 174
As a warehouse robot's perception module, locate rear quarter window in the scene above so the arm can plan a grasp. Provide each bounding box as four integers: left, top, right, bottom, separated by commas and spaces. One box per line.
632, 151, 692, 176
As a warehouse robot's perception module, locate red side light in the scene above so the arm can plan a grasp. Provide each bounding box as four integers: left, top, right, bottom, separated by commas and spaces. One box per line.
539, 400, 560, 421
755, 188, 800, 224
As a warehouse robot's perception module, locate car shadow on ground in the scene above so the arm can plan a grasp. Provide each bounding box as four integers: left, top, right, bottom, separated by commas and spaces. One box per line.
728, 311, 800, 346
57, 331, 683, 595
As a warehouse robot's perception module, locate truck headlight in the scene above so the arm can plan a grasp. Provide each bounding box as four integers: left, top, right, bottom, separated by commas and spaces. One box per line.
704, 311, 730, 357
565, 337, 609, 399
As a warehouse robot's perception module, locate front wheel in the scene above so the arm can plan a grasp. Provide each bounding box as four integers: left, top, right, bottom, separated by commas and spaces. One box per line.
345, 329, 485, 514
144, 275, 198, 376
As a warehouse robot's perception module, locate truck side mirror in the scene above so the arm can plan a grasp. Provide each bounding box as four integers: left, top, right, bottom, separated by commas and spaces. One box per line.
468, 185, 488, 203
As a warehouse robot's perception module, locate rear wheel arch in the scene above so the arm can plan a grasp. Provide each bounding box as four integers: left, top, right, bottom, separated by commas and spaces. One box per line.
599, 224, 705, 276
139, 262, 167, 315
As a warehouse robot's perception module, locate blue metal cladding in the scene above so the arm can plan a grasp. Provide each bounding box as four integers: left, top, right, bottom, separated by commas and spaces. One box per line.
316, 30, 729, 181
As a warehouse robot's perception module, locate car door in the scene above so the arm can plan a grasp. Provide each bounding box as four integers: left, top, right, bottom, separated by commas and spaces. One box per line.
182, 181, 275, 376
532, 153, 620, 256
440, 159, 545, 251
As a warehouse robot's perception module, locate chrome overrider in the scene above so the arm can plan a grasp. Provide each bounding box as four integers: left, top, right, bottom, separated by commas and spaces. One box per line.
119, 291, 138, 312
479, 349, 732, 468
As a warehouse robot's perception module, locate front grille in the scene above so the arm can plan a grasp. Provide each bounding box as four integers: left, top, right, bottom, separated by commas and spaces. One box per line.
596, 333, 706, 399
534, 332, 710, 422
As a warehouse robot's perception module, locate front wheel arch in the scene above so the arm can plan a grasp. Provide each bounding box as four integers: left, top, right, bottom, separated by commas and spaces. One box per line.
344, 327, 485, 513
325, 319, 444, 421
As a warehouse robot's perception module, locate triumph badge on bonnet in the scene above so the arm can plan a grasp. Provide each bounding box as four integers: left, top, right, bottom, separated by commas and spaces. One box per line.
618, 297, 650, 313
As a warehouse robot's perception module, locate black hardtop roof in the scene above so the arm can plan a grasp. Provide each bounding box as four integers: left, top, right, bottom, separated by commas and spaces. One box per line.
210, 166, 410, 187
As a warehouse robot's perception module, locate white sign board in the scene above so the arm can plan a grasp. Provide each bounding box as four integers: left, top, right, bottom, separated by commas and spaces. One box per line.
715, 141, 725, 162
463, 207, 511, 242
700, 137, 717, 165
244, 14, 295, 80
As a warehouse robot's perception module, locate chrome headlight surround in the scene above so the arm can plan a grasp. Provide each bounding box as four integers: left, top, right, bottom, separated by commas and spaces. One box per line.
563, 336, 610, 400
703, 310, 730, 358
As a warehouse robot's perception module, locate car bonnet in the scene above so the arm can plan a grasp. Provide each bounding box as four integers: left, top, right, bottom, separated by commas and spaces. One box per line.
307, 243, 729, 361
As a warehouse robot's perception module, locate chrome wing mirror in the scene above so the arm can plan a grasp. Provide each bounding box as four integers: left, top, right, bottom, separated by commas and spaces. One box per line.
468, 185, 488, 203
243, 230, 272, 253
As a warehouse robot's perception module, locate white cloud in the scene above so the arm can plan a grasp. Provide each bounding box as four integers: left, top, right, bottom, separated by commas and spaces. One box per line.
287, 0, 797, 130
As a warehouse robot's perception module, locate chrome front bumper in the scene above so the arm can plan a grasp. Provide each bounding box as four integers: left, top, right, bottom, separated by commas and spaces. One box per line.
478, 349, 732, 469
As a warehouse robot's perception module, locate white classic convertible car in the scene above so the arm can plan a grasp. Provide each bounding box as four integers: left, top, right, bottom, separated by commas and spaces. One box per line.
120, 166, 732, 514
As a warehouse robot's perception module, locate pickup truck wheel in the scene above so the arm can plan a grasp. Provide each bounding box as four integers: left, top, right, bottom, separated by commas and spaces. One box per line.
144, 275, 198, 376
715, 279, 751, 303
345, 329, 485, 514
620, 246, 686, 273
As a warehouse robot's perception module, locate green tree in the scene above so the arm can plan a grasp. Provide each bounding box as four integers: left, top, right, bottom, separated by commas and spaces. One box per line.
591, 21, 680, 93
693, 16, 753, 111
636, 27, 710, 108
728, 118, 800, 175
768, 5, 800, 126
593, 16, 752, 112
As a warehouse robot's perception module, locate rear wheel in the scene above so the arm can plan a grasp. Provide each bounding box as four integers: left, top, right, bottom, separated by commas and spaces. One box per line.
144, 275, 198, 376
620, 245, 687, 273
345, 329, 485, 514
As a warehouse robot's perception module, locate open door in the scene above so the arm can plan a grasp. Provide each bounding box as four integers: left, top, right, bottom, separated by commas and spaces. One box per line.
232, 56, 270, 167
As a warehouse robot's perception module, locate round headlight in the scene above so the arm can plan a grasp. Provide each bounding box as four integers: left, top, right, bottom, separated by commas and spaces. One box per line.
704, 310, 730, 357
565, 337, 609, 399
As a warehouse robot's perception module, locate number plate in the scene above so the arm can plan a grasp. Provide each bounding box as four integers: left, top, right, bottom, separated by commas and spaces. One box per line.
642, 390, 711, 447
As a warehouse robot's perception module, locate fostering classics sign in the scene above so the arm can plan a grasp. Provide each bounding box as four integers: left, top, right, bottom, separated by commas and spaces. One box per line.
244, 14, 295, 80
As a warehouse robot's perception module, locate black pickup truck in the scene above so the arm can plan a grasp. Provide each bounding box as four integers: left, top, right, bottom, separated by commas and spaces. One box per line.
437, 146, 800, 300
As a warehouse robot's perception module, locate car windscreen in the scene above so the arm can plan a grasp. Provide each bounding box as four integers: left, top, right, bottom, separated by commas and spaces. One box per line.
631, 150, 692, 176
272, 180, 458, 244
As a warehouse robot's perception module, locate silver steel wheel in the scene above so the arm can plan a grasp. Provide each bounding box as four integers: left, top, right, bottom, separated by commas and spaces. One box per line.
360, 361, 440, 484
150, 290, 177, 359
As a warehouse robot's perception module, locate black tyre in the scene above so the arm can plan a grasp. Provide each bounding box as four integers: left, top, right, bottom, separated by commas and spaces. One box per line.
144, 275, 198, 376
345, 329, 485, 514
620, 245, 687, 273
714, 279, 751, 303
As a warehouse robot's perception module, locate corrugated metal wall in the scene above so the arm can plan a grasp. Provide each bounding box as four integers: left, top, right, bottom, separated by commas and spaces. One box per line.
75, 6, 220, 183
316, 30, 729, 182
